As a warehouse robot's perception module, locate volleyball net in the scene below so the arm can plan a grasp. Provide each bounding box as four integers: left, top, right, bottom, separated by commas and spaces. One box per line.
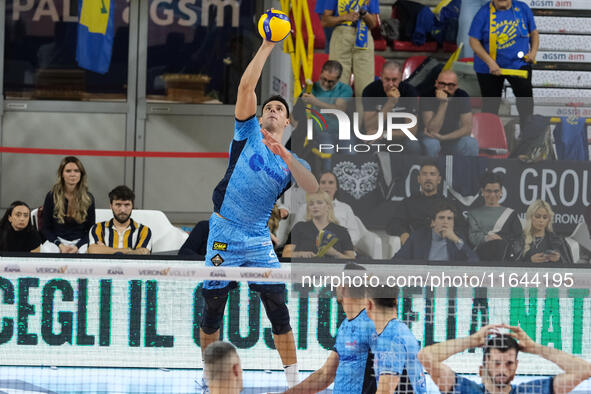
0, 256, 590, 393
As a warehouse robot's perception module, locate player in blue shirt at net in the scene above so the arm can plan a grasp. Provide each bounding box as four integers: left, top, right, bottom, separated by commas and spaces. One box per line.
282, 263, 377, 394
198, 34, 319, 390
366, 285, 427, 393
418, 323, 591, 393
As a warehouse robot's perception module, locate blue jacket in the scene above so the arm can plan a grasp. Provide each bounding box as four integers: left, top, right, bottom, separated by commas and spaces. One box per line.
394, 227, 479, 262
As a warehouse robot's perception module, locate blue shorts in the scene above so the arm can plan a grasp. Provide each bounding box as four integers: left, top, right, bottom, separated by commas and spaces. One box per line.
203, 213, 281, 290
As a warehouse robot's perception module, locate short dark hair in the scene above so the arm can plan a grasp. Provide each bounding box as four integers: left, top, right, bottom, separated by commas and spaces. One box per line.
108, 185, 135, 204
366, 284, 398, 309
480, 172, 503, 189
321, 60, 343, 79
262, 95, 290, 119
432, 201, 457, 220
483, 334, 520, 362
342, 262, 366, 298
204, 341, 239, 381
420, 159, 441, 175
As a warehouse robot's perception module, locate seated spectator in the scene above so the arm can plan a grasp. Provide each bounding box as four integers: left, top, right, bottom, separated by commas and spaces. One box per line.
268, 204, 286, 252
41, 156, 95, 253
394, 201, 478, 262
362, 61, 421, 155
290, 171, 362, 246
300, 60, 352, 120
0, 201, 41, 253
88, 185, 151, 255
467, 172, 522, 261
421, 70, 478, 157
283, 191, 355, 259
178, 220, 209, 256
386, 160, 467, 245
505, 200, 572, 264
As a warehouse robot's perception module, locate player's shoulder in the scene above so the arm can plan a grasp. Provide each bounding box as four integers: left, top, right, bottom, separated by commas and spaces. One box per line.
454, 376, 485, 393
234, 114, 260, 133
514, 377, 553, 393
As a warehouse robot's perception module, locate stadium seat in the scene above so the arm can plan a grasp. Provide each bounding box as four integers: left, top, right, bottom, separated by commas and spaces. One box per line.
471, 113, 510, 159
393, 40, 437, 52
30, 208, 40, 231
372, 15, 387, 51
354, 216, 383, 259
402, 55, 427, 81
311, 52, 329, 83
443, 42, 458, 52
375, 55, 386, 78
95, 209, 188, 253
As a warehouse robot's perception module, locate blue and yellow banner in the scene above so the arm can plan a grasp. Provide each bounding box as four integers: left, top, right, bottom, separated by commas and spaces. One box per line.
76, 0, 115, 74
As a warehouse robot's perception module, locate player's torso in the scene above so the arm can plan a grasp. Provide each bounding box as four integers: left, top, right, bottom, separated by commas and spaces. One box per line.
372, 320, 427, 393
334, 312, 374, 393
217, 135, 291, 227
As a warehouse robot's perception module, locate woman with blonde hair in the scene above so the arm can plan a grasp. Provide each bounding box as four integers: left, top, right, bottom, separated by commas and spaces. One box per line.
283, 191, 355, 259
506, 200, 572, 264
41, 156, 95, 253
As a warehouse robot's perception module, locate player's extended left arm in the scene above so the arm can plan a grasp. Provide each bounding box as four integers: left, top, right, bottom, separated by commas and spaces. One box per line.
506, 324, 591, 394
531, 342, 591, 393
285, 153, 318, 193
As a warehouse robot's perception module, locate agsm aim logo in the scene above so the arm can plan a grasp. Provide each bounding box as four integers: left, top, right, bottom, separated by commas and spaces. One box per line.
306, 109, 417, 153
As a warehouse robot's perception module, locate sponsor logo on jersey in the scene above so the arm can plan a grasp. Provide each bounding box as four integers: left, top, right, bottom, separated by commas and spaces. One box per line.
213, 241, 228, 251
211, 253, 224, 266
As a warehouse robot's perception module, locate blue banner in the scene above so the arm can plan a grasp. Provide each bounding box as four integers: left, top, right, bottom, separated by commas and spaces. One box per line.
76, 0, 115, 74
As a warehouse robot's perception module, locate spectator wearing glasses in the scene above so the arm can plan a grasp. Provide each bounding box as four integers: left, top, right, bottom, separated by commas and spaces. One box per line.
420, 70, 478, 157
362, 61, 421, 155
300, 60, 353, 169
467, 172, 522, 261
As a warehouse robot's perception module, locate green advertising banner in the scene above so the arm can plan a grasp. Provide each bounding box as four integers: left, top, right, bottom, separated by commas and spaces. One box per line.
0, 257, 590, 375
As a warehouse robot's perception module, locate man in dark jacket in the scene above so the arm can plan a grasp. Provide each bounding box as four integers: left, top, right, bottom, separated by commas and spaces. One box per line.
386, 160, 468, 245
394, 201, 478, 262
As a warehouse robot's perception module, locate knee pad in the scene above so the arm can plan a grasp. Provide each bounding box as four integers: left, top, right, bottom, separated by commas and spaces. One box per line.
259, 288, 291, 335
200, 289, 230, 335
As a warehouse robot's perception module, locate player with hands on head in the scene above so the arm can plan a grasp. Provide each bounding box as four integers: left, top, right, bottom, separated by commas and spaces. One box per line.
418, 323, 591, 394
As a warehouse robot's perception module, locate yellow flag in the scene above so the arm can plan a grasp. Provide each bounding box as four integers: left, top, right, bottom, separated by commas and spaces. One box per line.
443, 43, 463, 71
80, 0, 111, 35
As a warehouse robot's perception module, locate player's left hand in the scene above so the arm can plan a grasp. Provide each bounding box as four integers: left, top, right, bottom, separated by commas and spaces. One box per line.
503, 324, 537, 353
261, 128, 291, 163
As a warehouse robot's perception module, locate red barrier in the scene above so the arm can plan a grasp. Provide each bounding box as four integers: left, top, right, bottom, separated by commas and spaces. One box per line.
0, 146, 229, 158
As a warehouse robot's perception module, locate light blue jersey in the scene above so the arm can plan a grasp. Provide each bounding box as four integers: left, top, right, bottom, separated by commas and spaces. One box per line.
454, 376, 553, 393
204, 115, 310, 290
333, 309, 377, 394
371, 319, 427, 394
212, 115, 309, 230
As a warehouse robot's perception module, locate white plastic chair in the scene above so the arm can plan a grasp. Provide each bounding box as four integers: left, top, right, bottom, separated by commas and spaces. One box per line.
30, 208, 40, 230
95, 209, 188, 253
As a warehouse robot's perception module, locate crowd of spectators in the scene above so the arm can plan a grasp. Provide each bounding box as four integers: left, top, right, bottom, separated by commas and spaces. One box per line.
0, 156, 153, 255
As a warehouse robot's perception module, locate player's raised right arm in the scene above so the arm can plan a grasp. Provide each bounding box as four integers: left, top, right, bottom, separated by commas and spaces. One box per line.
235, 40, 276, 120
